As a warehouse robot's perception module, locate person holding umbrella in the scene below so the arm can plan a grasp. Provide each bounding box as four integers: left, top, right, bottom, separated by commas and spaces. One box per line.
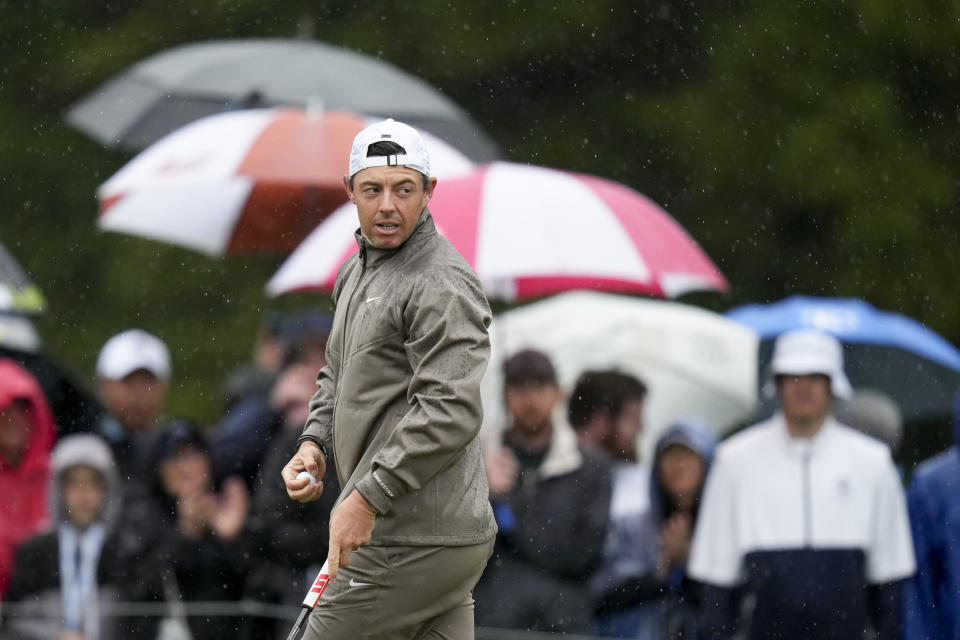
281, 119, 496, 640
688, 328, 915, 639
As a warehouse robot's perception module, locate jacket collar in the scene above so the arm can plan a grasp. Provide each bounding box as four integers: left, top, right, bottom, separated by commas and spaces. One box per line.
771, 412, 839, 457
353, 209, 437, 268
537, 408, 584, 479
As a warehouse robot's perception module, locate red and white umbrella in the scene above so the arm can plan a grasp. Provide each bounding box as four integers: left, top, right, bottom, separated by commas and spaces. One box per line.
266, 162, 728, 300
97, 108, 474, 256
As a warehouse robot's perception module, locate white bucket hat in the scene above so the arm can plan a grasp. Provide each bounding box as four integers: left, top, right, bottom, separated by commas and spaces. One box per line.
348, 118, 431, 179
766, 328, 852, 399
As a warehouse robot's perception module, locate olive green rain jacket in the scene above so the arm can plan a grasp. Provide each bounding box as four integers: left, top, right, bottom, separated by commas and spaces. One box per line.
300, 210, 497, 547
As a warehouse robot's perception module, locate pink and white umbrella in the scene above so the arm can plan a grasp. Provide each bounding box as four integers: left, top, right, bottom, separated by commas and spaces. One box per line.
97, 108, 474, 256
266, 162, 728, 300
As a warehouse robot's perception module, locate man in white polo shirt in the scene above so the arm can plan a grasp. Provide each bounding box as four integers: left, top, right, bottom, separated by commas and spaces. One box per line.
688, 328, 915, 639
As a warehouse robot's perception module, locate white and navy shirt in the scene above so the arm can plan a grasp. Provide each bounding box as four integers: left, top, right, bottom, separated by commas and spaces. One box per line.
688, 414, 915, 636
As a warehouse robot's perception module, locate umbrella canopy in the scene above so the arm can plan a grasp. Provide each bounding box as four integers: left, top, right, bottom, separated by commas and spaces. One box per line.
479, 291, 759, 456
97, 108, 474, 256
266, 161, 728, 300
0, 239, 45, 314
726, 295, 960, 420
66, 38, 500, 162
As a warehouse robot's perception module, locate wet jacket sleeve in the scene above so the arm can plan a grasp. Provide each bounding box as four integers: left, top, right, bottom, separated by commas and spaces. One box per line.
902, 473, 942, 640
299, 270, 347, 452
300, 362, 336, 451
353, 268, 491, 515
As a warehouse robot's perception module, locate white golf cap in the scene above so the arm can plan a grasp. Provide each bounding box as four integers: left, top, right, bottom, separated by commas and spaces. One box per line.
348, 118, 431, 178
767, 328, 852, 399
96, 329, 171, 381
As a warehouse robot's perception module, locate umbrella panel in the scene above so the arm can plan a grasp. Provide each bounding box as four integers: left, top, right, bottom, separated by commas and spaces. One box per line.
228, 183, 349, 253
66, 39, 501, 161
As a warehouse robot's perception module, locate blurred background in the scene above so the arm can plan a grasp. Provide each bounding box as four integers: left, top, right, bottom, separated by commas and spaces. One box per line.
2, 1, 958, 459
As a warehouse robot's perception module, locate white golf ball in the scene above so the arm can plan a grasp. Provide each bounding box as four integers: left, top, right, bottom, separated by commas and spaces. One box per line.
296, 470, 318, 485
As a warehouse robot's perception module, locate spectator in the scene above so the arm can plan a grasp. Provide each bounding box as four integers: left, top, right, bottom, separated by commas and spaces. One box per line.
474, 349, 611, 634
94, 329, 171, 484
211, 310, 333, 489
902, 389, 960, 639
567, 369, 656, 636
221, 311, 287, 411
595, 418, 717, 640
128, 420, 251, 640
5, 433, 159, 639
0, 358, 55, 598
688, 329, 915, 639
243, 336, 340, 639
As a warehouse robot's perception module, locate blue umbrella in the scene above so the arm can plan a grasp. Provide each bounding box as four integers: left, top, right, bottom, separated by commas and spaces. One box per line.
726, 295, 960, 421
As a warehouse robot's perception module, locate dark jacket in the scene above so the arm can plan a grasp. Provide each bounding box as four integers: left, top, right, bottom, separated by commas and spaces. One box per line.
300, 210, 496, 547
124, 425, 253, 640
474, 414, 612, 634
903, 391, 960, 639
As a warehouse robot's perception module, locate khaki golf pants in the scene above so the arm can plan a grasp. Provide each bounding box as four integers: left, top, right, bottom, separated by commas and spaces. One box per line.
305, 538, 494, 640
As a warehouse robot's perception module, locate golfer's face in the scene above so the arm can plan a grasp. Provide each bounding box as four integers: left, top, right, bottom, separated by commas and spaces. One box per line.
347, 165, 436, 250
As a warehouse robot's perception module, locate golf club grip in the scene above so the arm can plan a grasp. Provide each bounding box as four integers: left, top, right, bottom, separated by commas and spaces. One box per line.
302, 560, 332, 608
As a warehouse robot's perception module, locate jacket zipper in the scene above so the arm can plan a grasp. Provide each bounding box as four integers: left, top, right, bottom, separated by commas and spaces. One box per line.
801, 449, 812, 547
330, 239, 368, 483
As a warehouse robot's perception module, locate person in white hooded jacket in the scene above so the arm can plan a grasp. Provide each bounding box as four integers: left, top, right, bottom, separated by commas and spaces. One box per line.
4, 433, 160, 640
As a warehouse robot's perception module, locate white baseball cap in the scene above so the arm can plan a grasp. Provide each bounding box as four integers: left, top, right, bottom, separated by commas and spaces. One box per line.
348, 118, 431, 179
96, 329, 171, 381
767, 328, 852, 399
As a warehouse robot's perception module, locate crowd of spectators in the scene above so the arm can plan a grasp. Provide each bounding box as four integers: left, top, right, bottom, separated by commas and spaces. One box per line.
0, 312, 958, 639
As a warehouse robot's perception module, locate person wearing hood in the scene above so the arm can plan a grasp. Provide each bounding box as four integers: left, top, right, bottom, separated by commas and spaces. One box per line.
688, 329, 915, 639
124, 419, 251, 640
4, 433, 159, 640
0, 358, 56, 599
590, 415, 717, 640
903, 389, 960, 639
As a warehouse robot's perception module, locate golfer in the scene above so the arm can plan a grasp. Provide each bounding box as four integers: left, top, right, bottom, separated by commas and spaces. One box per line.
282, 118, 496, 640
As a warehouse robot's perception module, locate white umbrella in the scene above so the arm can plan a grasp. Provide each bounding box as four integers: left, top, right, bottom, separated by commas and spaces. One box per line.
480, 291, 759, 457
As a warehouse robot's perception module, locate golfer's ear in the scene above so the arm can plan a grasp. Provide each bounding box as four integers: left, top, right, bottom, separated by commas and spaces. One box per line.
425, 177, 438, 201
343, 175, 355, 202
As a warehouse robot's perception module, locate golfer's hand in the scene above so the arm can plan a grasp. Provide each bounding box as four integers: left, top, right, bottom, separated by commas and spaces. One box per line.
327, 490, 377, 582
282, 441, 327, 503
